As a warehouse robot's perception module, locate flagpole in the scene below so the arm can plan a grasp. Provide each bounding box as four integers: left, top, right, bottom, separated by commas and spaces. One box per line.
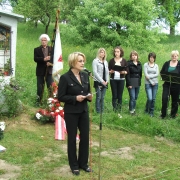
40, 10, 60, 103
51, 9, 60, 48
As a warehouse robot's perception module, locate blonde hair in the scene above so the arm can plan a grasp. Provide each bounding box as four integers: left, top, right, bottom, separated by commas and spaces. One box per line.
96, 48, 107, 60
130, 50, 139, 61
171, 50, 179, 56
68, 52, 86, 68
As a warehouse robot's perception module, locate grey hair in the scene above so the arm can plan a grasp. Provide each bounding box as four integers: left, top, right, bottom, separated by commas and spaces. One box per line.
39, 34, 50, 42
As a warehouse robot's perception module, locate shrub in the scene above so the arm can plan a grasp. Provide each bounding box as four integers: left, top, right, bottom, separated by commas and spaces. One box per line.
0, 78, 23, 117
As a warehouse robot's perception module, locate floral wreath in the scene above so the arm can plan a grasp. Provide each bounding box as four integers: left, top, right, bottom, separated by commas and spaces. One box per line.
35, 82, 64, 123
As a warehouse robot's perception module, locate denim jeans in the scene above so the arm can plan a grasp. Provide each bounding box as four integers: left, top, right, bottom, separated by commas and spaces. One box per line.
95, 86, 107, 113
145, 83, 158, 115
128, 87, 140, 112
110, 79, 125, 111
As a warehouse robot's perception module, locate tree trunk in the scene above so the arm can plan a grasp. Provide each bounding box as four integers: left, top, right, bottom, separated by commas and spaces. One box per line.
45, 13, 51, 34
170, 24, 175, 35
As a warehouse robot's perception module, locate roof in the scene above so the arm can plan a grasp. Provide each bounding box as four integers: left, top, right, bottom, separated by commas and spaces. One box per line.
0, 9, 24, 21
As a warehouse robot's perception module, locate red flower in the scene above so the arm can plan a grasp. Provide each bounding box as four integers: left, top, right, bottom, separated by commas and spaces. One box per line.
56, 103, 60, 107
51, 107, 55, 111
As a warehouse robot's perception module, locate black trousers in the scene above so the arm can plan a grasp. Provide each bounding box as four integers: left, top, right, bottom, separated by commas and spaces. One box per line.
36, 74, 53, 99
110, 79, 125, 111
64, 111, 89, 171
161, 83, 180, 117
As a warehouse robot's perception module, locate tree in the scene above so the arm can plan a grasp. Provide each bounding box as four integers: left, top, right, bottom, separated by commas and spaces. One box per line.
13, 0, 60, 33
69, 0, 162, 51
60, 0, 81, 22
155, 0, 180, 35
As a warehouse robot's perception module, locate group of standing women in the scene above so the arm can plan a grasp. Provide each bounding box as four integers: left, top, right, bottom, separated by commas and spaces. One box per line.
92, 47, 180, 119
57, 48, 180, 176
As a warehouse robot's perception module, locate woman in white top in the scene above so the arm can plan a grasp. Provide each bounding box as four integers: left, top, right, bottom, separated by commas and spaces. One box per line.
92, 48, 109, 113
108, 46, 128, 113
144, 52, 159, 117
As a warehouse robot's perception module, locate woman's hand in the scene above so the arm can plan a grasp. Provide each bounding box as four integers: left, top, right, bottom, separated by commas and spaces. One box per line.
102, 81, 108, 86
128, 86, 132, 89
145, 76, 149, 80
76, 95, 86, 102
120, 71, 127, 74
109, 69, 114, 74
86, 93, 92, 101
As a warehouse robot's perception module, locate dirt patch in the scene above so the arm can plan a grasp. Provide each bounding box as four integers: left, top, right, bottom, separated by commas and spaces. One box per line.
154, 136, 176, 147
101, 144, 159, 160
133, 144, 157, 153
0, 159, 21, 180
53, 165, 72, 178
101, 147, 134, 160
5, 113, 38, 132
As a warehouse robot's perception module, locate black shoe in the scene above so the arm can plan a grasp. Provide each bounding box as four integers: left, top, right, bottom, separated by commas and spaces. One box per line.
170, 116, 176, 119
159, 115, 165, 119
81, 167, 93, 172
72, 170, 80, 176
130, 112, 137, 116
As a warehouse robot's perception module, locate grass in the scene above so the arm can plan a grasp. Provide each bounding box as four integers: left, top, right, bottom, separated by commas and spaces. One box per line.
0, 22, 180, 179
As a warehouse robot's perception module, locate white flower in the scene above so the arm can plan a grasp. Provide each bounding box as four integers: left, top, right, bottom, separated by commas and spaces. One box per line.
47, 98, 54, 104
36, 113, 42, 120
55, 109, 60, 113
48, 103, 53, 108
59, 107, 63, 110
0, 122, 5, 131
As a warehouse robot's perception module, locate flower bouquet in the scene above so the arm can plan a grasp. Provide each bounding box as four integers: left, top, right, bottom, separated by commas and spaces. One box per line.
35, 98, 64, 123
35, 82, 64, 123
35, 82, 66, 140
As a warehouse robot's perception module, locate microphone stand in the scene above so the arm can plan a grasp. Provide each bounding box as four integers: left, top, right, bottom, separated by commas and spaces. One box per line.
84, 70, 107, 180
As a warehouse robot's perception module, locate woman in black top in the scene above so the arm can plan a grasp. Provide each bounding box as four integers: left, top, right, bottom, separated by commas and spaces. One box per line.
126, 51, 142, 115
160, 50, 180, 119
58, 52, 93, 175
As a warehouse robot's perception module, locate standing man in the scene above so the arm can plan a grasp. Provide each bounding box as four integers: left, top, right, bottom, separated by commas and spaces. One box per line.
34, 34, 53, 106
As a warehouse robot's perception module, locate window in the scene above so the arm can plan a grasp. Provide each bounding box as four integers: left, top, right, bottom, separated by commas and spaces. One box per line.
0, 24, 11, 76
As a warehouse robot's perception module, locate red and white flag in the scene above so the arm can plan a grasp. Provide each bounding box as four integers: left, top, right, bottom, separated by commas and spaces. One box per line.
52, 23, 63, 83
55, 115, 66, 140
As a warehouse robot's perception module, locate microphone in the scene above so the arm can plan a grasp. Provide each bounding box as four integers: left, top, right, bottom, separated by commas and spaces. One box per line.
83, 68, 91, 74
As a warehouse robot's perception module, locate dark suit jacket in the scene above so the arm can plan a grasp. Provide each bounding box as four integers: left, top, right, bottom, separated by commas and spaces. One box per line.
58, 69, 91, 113
126, 60, 142, 87
34, 45, 53, 76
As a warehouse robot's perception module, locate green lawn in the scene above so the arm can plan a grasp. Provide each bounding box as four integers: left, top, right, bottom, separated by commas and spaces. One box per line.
0, 22, 180, 179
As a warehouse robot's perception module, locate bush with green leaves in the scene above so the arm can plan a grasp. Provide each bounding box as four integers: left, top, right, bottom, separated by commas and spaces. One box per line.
0, 78, 23, 117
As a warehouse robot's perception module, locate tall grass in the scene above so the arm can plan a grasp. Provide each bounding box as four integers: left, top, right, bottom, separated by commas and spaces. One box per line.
14, 22, 180, 142
0, 22, 180, 180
